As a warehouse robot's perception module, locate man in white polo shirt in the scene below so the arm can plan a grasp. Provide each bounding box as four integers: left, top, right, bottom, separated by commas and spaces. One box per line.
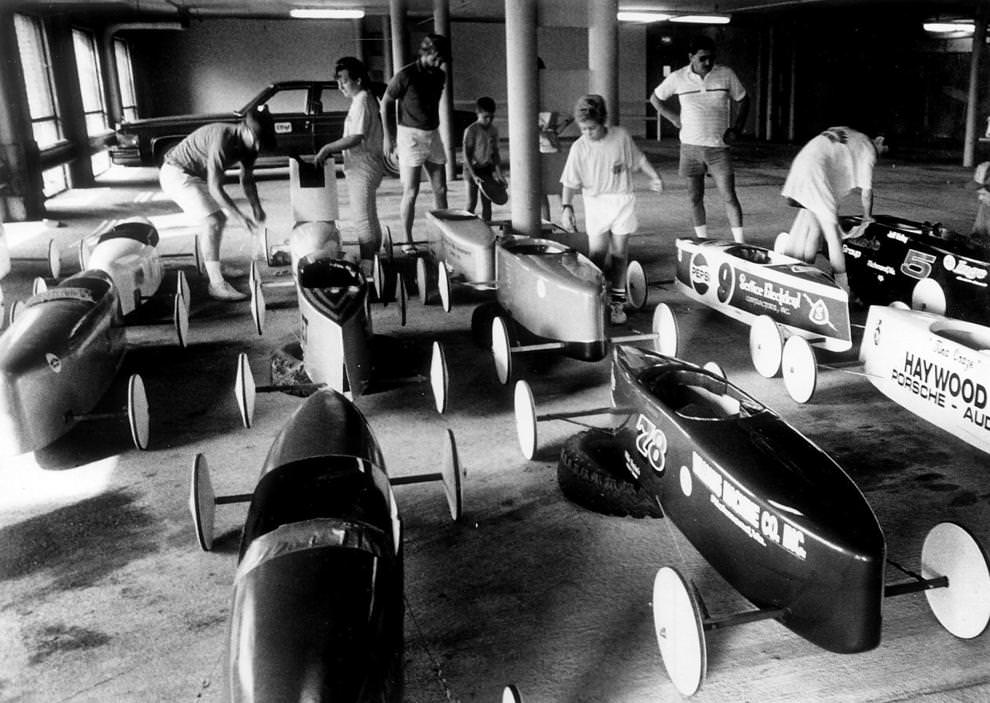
650, 35, 749, 242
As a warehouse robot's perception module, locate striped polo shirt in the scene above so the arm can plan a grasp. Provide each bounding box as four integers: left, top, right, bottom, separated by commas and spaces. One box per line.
653, 63, 746, 147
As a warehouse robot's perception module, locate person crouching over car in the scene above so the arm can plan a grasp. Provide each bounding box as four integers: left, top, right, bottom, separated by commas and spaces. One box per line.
158, 107, 276, 301
774, 126, 886, 294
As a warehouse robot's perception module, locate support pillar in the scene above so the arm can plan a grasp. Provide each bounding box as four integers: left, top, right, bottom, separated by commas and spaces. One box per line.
389, 0, 408, 74
47, 18, 94, 188
434, 0, 456, 182
505, 0, 540, 235
0, 11, 45, 219
964, 7, 988, 168
382, 15, 394, 81
588, 0, 619, 124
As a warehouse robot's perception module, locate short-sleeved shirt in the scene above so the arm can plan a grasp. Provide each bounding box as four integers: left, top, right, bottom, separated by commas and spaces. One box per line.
781, 126, 877, 224
163, 123, 255, 180
559, 125, 646, 196
462, 122, 500, 169
385, 61, 446, 131
343, 88, 384, 176
653, 64, 747, 147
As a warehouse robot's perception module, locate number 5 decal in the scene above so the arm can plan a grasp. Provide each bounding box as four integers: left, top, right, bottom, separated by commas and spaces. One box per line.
900, 249, 936, 279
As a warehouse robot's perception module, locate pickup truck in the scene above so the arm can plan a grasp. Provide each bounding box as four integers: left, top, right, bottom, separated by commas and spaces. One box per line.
110, 79, 475, 170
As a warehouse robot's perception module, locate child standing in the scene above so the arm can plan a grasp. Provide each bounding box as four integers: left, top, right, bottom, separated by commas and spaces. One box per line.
560, 94, 663, 325
462, 96, 505, 221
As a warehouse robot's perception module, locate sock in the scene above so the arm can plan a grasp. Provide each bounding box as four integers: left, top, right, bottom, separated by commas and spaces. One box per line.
205, 260, 224, 286
731, 227, 744, 243
774, 232, 789, 254
694, 224, 708, 238
610, 287, 627, 305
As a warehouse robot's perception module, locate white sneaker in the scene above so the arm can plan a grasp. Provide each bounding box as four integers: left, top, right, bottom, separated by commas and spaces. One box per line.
609, 301, 627, 325
208, 280, 248, 301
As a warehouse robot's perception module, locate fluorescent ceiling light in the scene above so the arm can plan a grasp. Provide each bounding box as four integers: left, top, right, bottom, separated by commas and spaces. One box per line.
290, 8, 365, 19
923, 21, 974, 35
671, 14, 731, 24
617, 11, 673, 23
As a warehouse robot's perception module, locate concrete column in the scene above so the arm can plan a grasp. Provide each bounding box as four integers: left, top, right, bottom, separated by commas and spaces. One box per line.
588, 0, 619, 125
434, 0, 457, 181
382, 15, 394, 81
389, 0, 408, 73
48, 18, 94, 188
0, 12, 45, 219
764, 25, 775, 141
99, 31, 122, 127
505, 0, 540, 235
964, 7, 988, 168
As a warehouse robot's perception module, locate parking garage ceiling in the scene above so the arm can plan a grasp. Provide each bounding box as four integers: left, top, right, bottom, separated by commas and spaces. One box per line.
5, 0, 987, 21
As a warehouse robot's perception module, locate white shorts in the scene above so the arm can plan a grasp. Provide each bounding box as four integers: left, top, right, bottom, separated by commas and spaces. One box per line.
159, 163, 221, 219
397, 125, 446, 175
583, 192, 637, 240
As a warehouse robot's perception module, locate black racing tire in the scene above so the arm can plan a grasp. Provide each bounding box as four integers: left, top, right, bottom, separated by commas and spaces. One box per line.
557, 430, 664, 519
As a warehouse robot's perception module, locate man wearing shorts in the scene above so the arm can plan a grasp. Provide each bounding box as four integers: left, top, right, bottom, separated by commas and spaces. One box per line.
381, 33, 450, 252
776, 126, 886, 293
650, 35, 749, 242
158, 107, 274, 300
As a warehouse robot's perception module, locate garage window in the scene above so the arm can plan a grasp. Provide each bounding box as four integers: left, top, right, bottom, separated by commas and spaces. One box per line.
14, 13, 68, 196
114, 38, 139, 122
72, 28, 110, 176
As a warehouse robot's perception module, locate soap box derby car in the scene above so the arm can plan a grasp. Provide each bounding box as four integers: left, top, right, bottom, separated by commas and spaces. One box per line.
0, 217, 191, 457
189, 388, 463, 702
245, 254, 447, 414
512, 344, 990, 696
675, 237, 852, 377
383, 209, 649, 319
841, 214, 990, 322
863, 305, 990, 454
775, 304, 990, 451
485, 233, 661, 385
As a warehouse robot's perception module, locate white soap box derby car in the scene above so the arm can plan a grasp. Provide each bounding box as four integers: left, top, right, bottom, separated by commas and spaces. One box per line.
189, 388, 463, 702
842, 214, 990, 322
864, 305, 990, 454
513, 344, 990, 696
675, 237, 852, 377
0, 217, 189, 456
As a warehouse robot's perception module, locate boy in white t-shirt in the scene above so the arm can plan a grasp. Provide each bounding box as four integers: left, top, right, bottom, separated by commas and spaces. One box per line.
560, 94, 664, 325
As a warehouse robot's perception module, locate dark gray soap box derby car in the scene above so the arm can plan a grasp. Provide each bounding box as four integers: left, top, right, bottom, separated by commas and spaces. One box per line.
0, 217, 192, 457
512, 344, 990, 696
841, 214, 990, 322
241, 254, 448, 417
189, 388, 464, 702
370, 210, 664, 387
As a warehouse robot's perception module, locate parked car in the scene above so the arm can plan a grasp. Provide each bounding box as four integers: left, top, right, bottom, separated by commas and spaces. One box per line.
110, 79, 475, 170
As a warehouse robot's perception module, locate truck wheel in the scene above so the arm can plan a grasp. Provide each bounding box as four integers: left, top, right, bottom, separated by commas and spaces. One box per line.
557, 430, 664, 519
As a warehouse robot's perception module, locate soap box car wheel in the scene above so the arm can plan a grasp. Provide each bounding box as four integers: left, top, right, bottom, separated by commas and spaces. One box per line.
471, 302, 501, 349
557, 429, 664, 519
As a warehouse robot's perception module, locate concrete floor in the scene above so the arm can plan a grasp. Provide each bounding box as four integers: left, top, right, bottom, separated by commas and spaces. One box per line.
2, 141, 990, 702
